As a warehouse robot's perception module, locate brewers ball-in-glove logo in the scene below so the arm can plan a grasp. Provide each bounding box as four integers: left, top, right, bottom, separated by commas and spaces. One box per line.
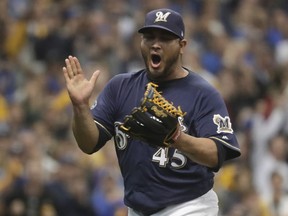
213, 114, 233, 134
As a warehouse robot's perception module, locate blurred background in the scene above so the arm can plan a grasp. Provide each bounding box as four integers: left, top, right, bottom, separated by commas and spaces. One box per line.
1, 0, 288, 215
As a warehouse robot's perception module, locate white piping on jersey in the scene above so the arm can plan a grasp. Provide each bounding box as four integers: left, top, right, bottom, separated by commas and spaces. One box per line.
209, 136, 241, 152
94, 120, 113, 138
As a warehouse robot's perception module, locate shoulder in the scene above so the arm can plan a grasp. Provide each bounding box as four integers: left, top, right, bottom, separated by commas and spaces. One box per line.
109, 69, 146, 81
185, 68, 220, 96
105, 69, 146, 91
106, 69, 147, 88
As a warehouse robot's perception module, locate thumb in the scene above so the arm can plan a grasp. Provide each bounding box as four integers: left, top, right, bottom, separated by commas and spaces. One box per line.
90, 70, 100, 85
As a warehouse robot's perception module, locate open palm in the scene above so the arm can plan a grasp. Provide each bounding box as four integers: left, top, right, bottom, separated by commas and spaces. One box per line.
63, 56, 100, 106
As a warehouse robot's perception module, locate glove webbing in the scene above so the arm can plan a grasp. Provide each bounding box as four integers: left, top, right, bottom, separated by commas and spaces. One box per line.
143, 82, 185, 118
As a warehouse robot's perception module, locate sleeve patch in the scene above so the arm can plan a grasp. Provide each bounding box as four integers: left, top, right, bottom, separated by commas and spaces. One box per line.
213, 114, 233, 134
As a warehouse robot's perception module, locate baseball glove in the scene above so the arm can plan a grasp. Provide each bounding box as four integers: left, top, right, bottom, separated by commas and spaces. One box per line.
119, 82, 186, 147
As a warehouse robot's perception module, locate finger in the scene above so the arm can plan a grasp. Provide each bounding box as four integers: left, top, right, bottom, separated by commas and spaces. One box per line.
69, 55, 78, 75
63, 67, 70, 81
65, 58, 74, 79
73, 56, 83, 75
90, 70, 100, 85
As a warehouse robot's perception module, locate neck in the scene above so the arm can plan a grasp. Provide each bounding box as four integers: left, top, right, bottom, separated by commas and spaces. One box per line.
147, 67, 188, 82
167, 65, 188, 80
175, 67, 188, 79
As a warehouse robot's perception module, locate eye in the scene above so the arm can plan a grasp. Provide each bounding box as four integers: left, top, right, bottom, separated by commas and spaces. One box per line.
160, 35, 178, 41
142, 34, 154, 41
160, 36, 171, 41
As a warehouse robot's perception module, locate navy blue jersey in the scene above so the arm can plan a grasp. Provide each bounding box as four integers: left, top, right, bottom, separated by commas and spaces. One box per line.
91, 69, 240, 214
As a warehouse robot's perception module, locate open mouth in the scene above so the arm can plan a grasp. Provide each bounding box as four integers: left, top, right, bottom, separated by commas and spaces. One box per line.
151, 54, 161, 68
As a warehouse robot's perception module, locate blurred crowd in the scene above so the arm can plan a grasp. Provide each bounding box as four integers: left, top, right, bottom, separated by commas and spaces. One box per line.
1, 0, 288, 215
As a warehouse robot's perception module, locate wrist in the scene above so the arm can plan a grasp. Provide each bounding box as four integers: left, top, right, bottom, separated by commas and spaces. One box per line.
172, 128, 182, 144
73, 103, 91, 114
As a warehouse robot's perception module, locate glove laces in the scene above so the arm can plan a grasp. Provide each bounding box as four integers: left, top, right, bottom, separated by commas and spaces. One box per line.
145, 82, 186, 117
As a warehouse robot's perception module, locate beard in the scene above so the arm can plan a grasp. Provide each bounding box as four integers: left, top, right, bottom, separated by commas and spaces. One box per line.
141, 49, 180, 81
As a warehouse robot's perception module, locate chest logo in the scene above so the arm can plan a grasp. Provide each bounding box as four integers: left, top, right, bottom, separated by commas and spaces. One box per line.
155, 11, 171, 23
178, 116, 187, 132
213, 114, 233, 134
115, 122, 128, 150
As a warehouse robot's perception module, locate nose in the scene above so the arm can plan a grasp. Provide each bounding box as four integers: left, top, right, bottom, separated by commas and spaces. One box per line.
151, 37, 161, 49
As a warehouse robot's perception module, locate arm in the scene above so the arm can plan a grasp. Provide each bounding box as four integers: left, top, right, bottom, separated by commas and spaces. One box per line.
72, 104, 100, 154
171, 87, 240, 169
63, 56, 101, 154
173, 133, 218, 168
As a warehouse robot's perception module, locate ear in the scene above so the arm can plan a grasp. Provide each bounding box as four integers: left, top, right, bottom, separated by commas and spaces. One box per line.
179, 39, 187, 54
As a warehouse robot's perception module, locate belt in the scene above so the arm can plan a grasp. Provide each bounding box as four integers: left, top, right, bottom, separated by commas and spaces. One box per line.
133, 207, 165, 216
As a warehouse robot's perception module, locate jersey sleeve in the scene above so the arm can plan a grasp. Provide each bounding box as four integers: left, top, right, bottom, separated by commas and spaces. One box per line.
90, 76, 120, 150
193, 88, 241, 162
